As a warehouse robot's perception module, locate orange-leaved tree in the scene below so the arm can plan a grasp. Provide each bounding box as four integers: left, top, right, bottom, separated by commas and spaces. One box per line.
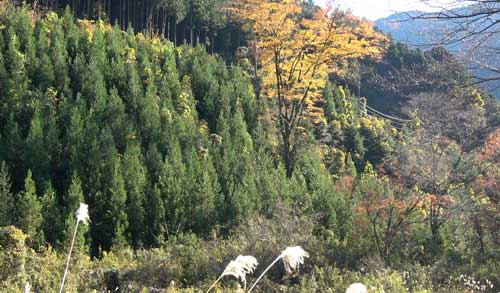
232, 0, 387, 177
480, 128, 500, 163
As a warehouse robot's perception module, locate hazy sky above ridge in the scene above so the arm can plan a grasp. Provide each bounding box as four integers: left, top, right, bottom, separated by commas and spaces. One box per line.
314, 0, 469, 21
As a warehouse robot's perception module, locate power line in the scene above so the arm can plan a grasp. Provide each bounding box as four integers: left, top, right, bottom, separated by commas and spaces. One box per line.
366, 109, 405, 123
365, 104, 413, 123
366, 108, 405, 125
196, 62, 417, 128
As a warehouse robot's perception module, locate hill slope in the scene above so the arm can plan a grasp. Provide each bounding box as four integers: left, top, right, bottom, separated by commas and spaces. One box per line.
375, 7, 500, 97
0, 3, 498, 292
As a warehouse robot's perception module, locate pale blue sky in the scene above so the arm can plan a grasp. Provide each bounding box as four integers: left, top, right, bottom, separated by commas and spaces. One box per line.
315, 0, 467, 21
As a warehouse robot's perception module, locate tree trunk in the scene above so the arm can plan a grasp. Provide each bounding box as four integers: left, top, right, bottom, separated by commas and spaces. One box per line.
282, 126, 295, 178
428, 204, 443, 257
182, 22, 186, 44
166, 16, 170, 41
473, 215, 486, 256
190, 13, 193, 45
122, 0, 126, 30
174, 21, 177, 46
162, 12, 167, 38
210, 30, 214, 54
253, 42, 259, 98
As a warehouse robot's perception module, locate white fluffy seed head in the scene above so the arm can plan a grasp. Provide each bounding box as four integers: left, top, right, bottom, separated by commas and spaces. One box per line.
76, 203, 90, 224
345, 283, 367, 293
234, 255, 258, 274
24, 282, 31, 293
221, 255, 258, 288
280, 246, 309, 274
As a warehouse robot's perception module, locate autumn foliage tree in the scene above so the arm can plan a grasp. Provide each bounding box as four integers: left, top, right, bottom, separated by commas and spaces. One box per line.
480, 128, 500, 163
470, 128, 500, 256
232, 0, 387, 177
355, 164, 425, 264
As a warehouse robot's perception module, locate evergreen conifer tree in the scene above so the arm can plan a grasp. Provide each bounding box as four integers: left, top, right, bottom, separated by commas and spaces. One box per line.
144, 184, 165, 247
0, 42, 10, 117
24, 110, 50, 185
41, 183, 62, 247
0, 162, 14, 226
2, 115, 23, 191
145, 143, 163, 185
183, 146, 220, 234
15, 170, 44, 246
5, 28, 29, 115
159, 136, 186, 235
48, 17, 71, 98
215, 98, 258, 224
122, 143, 147, 248
322, 81, 337, 123
32, 21, 55, 91
108, 158, 129, 249
64, 173, 88, 251
90, 130, 128, 253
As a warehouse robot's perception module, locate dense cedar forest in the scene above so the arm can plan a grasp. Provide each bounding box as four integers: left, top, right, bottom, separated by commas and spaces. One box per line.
14, 0, 246, 59
0, 0, 499, 292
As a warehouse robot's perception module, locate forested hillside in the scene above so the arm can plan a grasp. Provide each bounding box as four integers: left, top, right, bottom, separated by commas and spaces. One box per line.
0, 1, 499, 292
375, 6, 500, 98
11, 0, 246, 60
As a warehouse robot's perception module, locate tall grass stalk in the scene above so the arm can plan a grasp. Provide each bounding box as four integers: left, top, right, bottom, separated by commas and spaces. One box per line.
205, 274, 225, 293
247, 255, 282, 292
248, 246, 308, 292
58, 203, 89, 293
206, 255, 258, 292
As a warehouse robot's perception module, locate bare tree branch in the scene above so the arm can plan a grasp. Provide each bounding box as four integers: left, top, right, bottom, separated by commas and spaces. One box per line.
397, 1, 500, 86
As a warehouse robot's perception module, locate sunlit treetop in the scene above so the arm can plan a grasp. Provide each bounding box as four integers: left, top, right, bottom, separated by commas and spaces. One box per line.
230, 0, 388, 121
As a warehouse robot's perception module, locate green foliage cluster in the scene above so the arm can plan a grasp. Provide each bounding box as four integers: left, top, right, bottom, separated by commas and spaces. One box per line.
317, 82, 395, 174
0, 7, 266, 255
0, 214, 497, 292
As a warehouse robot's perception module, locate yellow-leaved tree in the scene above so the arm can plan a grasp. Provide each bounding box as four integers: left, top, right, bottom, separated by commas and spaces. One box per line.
232, 0, 388, 177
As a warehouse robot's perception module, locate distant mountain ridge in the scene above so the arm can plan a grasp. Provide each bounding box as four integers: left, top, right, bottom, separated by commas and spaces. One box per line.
375, 11, 430, 48
375, 7, 499, 97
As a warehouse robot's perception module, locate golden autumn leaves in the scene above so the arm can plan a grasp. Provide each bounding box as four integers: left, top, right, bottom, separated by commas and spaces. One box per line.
230, 0, 387, 116
229, 0, 388, 177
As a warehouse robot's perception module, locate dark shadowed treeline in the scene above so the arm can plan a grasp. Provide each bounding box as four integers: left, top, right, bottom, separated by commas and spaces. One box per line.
12, 0, 247, 59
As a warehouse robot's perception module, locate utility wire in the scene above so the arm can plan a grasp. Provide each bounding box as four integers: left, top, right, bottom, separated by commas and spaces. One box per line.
365, 104, 413, 123
201, 63, 416, 128
366, 108, 406, 125
366, 108, 404, 123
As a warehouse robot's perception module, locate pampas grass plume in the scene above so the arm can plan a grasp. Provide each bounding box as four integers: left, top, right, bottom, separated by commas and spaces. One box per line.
24, 282, 31, 293
206, 255, 258, 292
248, 246, 309, 292
76, 203, 90, 224
346, 283, 368, 293
281, 246, 309, 274
59, 202, 90, 293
